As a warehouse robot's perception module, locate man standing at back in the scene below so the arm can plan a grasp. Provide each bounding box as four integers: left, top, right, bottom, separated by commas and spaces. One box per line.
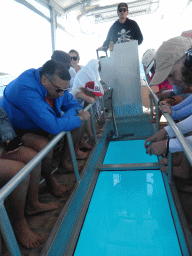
97, 2, 143, 51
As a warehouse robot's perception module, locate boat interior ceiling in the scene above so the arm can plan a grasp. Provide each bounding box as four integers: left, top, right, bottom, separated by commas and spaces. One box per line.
16, 0, 160, 25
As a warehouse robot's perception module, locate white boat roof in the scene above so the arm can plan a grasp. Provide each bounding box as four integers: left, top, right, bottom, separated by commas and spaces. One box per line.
16, 0, 160, 24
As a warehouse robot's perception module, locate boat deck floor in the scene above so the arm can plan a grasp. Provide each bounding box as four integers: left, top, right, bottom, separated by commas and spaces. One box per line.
3, 173, 192, 256
2, 169, 79, 256
2, 89, 192, 255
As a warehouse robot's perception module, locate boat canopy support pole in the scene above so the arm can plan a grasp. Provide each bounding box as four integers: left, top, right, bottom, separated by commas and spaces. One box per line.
50, 5, 57, 53
0, 202, 22, 256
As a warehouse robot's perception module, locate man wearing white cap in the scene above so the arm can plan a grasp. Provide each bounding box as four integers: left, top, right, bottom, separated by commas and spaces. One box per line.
144, 36, 192, 157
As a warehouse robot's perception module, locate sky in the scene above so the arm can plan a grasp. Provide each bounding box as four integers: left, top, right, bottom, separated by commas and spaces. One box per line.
0, 0, 192, 76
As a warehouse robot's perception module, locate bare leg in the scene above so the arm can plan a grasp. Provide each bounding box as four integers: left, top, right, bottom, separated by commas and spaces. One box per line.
160, 153, 191, 179
72, 125, 89, 160
85, 119, 103, 142
1, 146, 59, 213
159, 152, 182, 166
85, 119, 95, 142
0, 159, 44, 249
61, 123, 89, 168
26, 161, 58, 215
20, 134, 69, 197
79, 123, 93, 150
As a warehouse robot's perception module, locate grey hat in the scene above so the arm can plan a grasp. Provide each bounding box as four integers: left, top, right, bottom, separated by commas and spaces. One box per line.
51, 50, 72, 69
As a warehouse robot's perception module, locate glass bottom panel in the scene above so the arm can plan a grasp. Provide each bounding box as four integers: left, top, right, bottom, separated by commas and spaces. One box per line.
74, 171, 181, 256
103, 140, 158, 164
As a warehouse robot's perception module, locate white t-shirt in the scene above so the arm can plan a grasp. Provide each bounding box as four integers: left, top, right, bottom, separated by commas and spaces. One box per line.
69, 67, 76, 90
70, 59, 104, 97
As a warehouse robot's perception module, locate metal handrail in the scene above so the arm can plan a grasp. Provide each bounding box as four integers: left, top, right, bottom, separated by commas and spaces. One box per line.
0, 102, 96, 201
147, 83, 192, 167
0, 99, 103, 256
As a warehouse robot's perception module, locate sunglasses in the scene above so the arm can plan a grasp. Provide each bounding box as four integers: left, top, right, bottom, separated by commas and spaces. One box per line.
185, 48, 192, 67
46, 76, 68, 93
71, 56, 78, 61
118, 8, 127, 12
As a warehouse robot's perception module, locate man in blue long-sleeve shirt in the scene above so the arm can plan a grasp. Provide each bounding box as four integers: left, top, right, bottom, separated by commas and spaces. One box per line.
0, 60, 90, 197
97, 2, 143, 51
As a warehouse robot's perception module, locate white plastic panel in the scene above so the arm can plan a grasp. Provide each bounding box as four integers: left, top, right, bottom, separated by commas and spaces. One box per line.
100, 41, 143, 116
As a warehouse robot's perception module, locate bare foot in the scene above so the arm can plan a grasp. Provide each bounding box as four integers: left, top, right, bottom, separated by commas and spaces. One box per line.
14, 219, 44, 249
79, 140, 92, 150
97, 133, 103, 138
59, 160, 84, 173
76, 149, 89, 160
159, 158, 167, 165
96, 128, 105, 134
160, 166, 168, 173
25, 201, 59, 216
160, 164, 191, 179
47, 176, 70, 197
88, 132, 103, 145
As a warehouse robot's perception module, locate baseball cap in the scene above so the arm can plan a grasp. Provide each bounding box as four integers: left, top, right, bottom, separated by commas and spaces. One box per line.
85, 81, 103, 96
150, 36, 192, 86
51, 50, 72, 69
118, 3, 128, 10
142, 49, 156, 74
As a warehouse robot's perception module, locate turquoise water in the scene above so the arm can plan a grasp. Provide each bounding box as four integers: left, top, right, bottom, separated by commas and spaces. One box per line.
103, 140, 158, 164
74, 170, 181, 256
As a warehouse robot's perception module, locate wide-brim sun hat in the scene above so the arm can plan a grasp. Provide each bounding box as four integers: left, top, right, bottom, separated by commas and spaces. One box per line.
150, 36, 192, 86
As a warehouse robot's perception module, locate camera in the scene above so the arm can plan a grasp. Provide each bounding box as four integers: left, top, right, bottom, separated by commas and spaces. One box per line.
3, 136, 23, 152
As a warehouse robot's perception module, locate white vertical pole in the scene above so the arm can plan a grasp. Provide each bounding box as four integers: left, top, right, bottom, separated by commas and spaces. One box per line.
50, 5, 56, 53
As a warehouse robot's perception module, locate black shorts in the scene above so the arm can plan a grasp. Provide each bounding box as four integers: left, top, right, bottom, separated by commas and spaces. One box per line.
16, 129, 49, 139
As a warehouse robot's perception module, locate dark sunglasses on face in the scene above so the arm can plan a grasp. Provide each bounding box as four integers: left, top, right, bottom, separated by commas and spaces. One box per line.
185, 48, 192, 67
46, 76, 68, 93
71, 56, 78, 61
118, 8, 127, 12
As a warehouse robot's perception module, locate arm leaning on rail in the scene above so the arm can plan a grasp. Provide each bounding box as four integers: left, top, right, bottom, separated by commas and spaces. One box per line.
144, 84, 192, 166
144, 112, 192, 167
0, 101, 96, 201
